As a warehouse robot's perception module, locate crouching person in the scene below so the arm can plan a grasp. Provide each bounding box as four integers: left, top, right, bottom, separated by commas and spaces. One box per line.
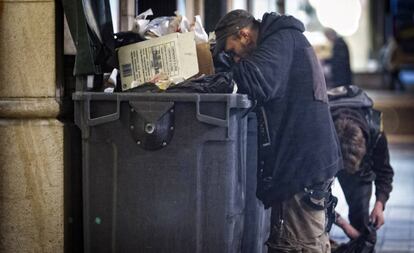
213, 10, 342, 252
328, 85, 394, 247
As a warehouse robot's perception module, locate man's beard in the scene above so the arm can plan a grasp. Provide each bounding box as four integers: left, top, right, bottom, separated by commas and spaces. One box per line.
241, 41, 256, 58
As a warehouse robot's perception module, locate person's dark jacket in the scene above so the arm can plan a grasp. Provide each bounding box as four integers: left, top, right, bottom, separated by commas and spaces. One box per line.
331, 107, 394, 206
231, 13, 342, 207
371, 133, 393, 205
326, 37, 352, 87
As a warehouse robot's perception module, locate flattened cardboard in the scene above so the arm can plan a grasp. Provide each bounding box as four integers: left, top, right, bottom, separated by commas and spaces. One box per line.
118, 32, 199, 90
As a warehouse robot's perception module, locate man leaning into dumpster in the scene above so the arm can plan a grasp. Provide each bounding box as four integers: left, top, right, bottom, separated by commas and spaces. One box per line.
213, 10, 342, 252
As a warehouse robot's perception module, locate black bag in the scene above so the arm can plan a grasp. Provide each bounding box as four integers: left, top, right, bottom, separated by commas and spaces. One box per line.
165, 72, 234, 93
332, 224, 376, 253
127, 73, 234, 94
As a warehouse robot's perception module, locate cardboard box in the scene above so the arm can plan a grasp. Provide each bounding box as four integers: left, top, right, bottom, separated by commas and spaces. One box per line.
118, 32, 199, 90
196, 43, 215, 76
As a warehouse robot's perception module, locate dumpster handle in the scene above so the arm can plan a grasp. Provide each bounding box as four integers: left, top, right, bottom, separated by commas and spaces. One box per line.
241, 99, 257, 119
85, 95, 120, 126
195, 95, 228, 127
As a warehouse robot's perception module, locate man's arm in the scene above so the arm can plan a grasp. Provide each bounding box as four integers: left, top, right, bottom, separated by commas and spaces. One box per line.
232, 30, 294, 104
370, 133, 394, 229
335, 212, 361, 239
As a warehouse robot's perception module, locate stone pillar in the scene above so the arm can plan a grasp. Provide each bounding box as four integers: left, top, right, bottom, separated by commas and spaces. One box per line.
120, 0, 135, 32
0, 0, 64, 252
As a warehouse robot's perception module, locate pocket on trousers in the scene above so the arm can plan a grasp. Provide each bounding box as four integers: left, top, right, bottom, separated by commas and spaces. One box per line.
305, 47, 328, 103
298, 193, 326, 239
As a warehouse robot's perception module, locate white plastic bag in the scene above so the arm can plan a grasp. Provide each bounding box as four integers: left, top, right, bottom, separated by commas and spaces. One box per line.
103, 68, 119, 93
192, 15, 208, 44
133, 8, 153, 36
167, 15, 182, 34
180, 15, 190, 33
145, 16, 174, 38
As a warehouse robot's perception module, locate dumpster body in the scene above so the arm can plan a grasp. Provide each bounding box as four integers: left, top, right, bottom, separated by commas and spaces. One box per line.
74, 93, 252, 253
241, 114, 271, 253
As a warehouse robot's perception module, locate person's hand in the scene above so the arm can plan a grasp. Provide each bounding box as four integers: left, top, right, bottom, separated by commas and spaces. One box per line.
370, 201, 385, 229
213, 51, 235, 73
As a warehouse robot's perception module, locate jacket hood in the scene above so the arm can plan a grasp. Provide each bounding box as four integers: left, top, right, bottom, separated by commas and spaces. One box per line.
258, 13, 305, 43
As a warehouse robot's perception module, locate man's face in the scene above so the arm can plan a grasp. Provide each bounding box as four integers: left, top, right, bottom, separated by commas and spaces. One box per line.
224, 30, 256, 63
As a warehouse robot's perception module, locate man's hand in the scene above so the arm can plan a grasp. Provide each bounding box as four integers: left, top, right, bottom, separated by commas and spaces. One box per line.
370, 201, 385, 229
213, 51, 235, 73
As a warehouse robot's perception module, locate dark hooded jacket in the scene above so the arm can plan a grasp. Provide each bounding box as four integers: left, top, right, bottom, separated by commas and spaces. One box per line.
331, 107, 394, 207
231, 13, 342, 207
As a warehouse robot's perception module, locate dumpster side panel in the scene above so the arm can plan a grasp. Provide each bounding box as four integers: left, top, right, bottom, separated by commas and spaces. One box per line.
78, 96, 249, 253
241, 114, 271, 253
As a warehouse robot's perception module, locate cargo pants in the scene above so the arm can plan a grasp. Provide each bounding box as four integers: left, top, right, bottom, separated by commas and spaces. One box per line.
266, 180, 334, 253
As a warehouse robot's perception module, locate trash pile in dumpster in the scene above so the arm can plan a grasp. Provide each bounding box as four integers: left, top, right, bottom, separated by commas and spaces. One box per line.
98, 9, 233, 94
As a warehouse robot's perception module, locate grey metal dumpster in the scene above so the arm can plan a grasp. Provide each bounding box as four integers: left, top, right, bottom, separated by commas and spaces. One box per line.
73, 92, 252, 253
241, 114, 271, 253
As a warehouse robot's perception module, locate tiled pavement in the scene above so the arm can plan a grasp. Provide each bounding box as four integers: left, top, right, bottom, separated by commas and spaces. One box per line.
330, 143, 414, 252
